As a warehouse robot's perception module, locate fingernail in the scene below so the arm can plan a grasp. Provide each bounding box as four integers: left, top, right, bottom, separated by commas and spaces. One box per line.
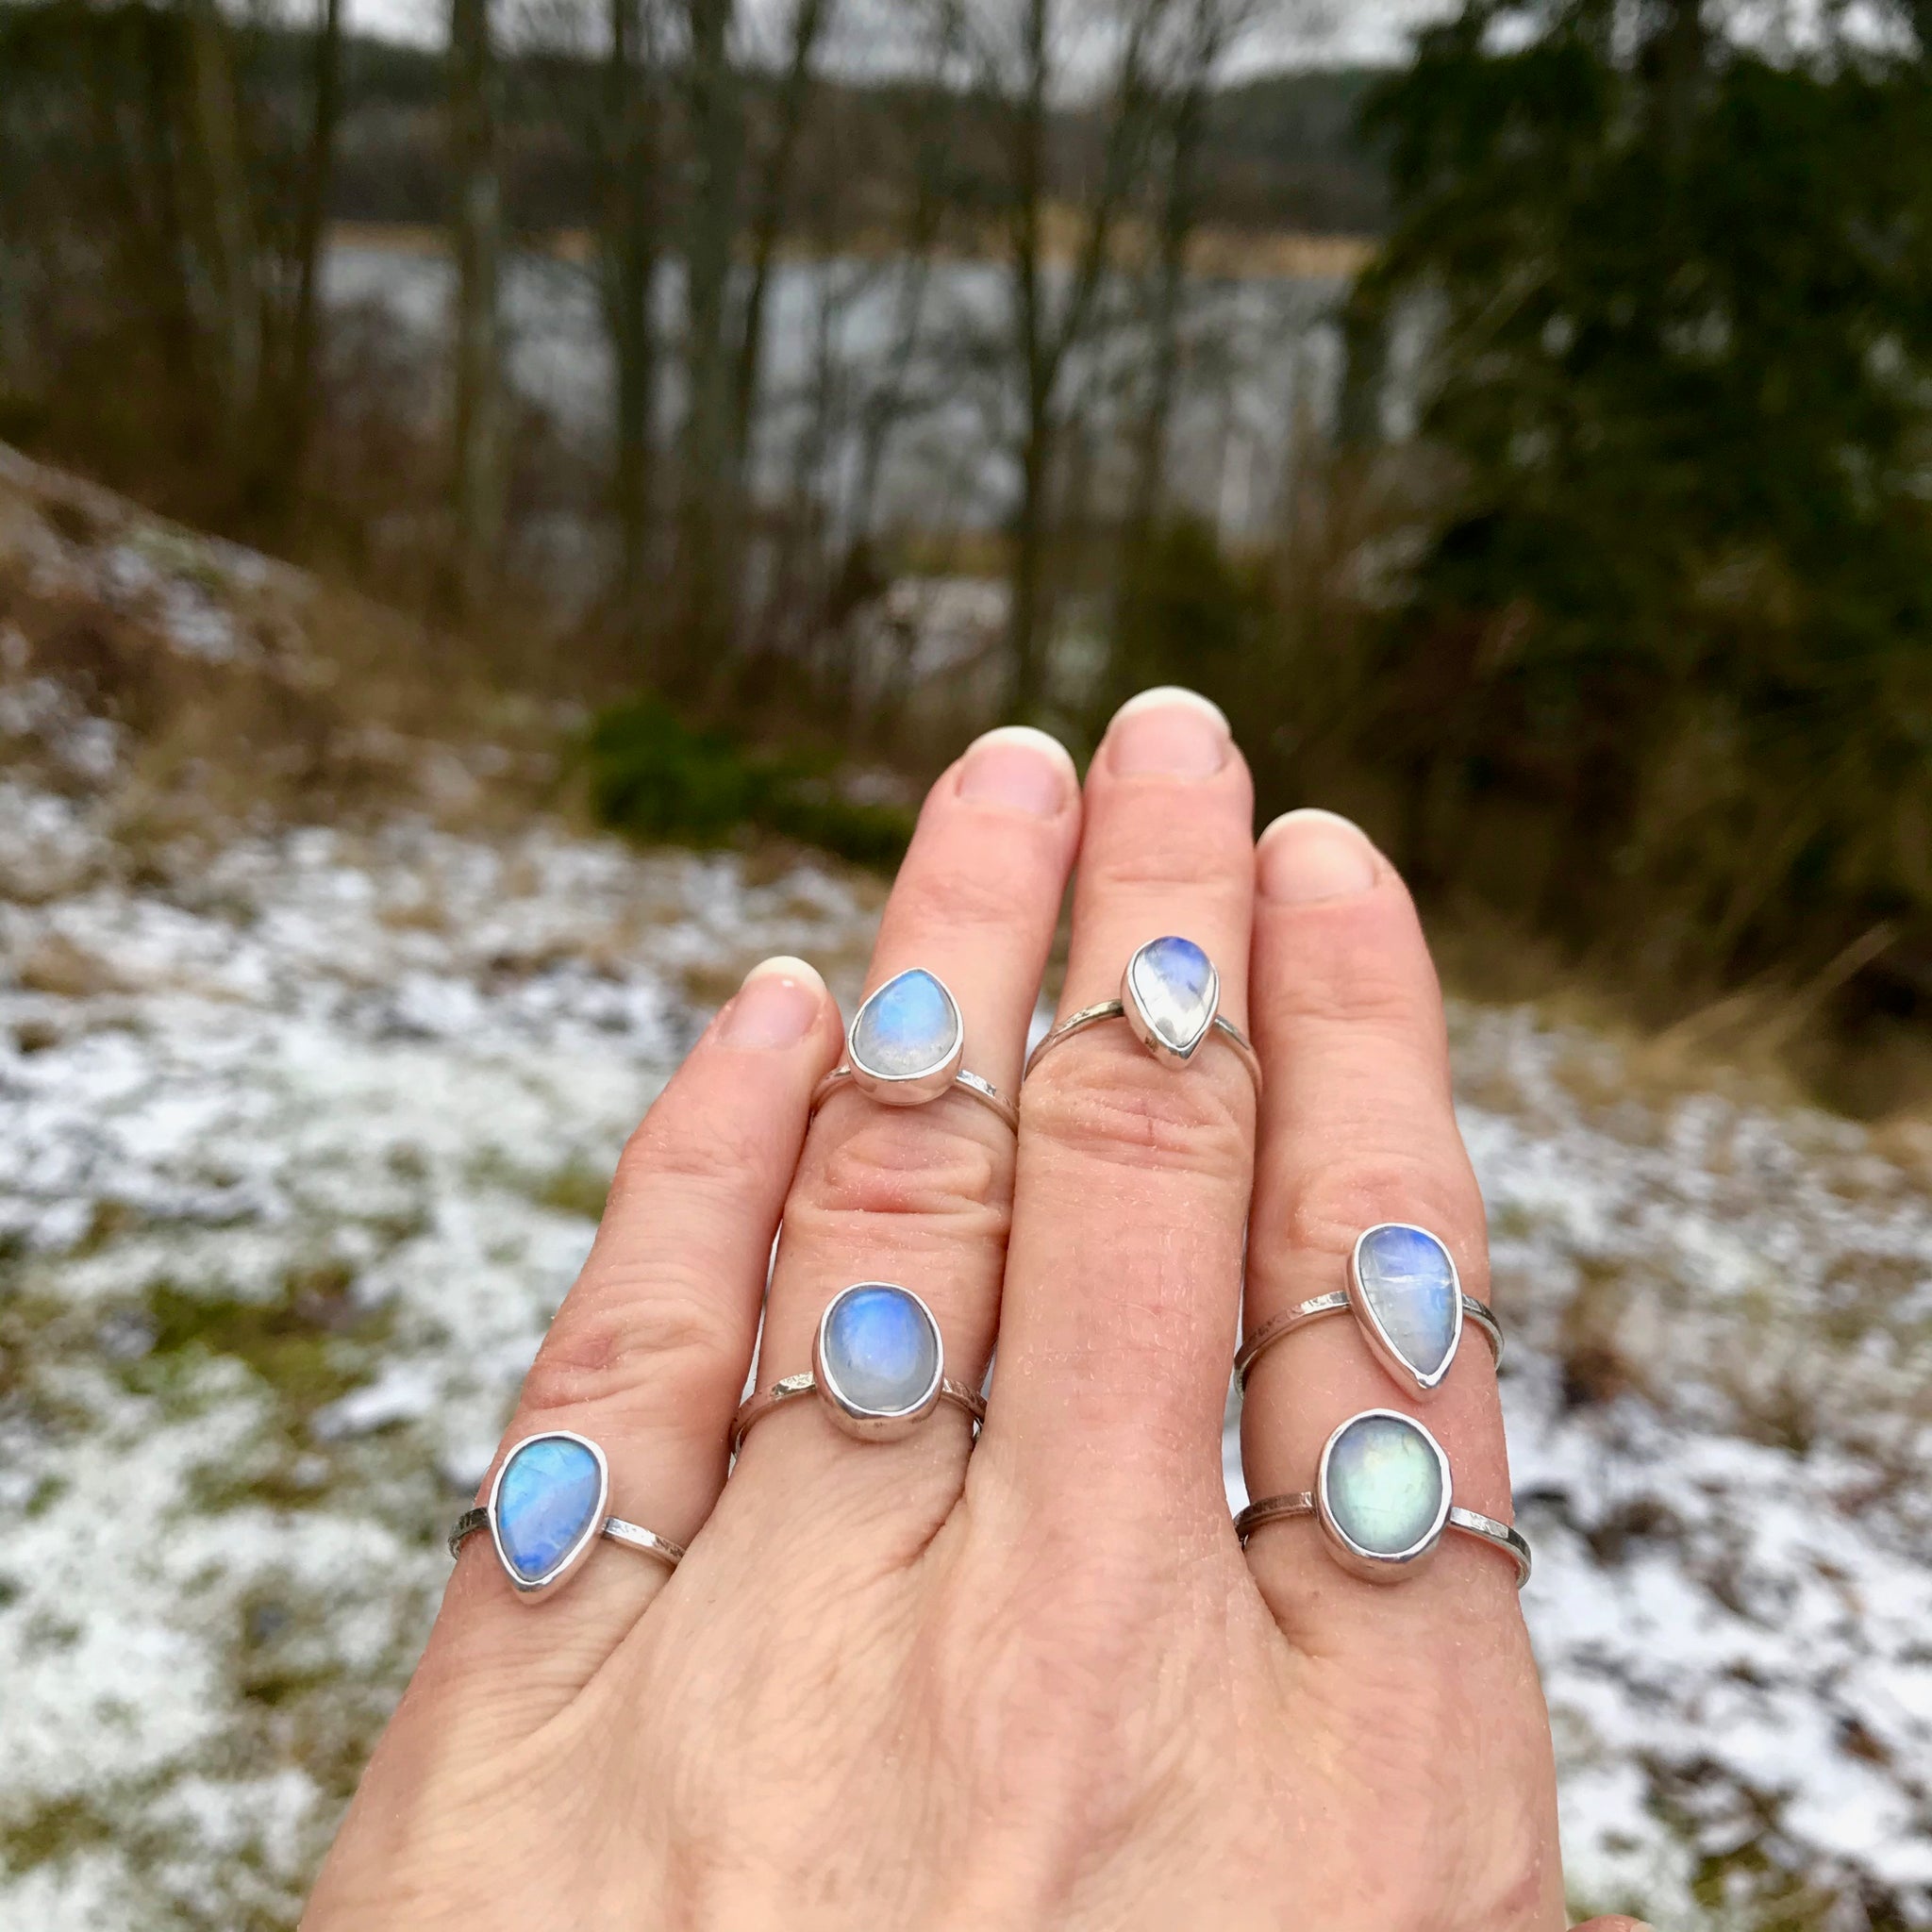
1257, 808, 1378, 903
720, 957, 824, 1047
1107, 686, 1230, 777
958, 724, 1075, 817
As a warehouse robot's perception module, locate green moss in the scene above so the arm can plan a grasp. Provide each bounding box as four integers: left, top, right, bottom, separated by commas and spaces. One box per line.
533, 1158, 610, 1222
128, 1275, 391, 1420
583, 695, 914, 869
0, 1794, 116, 1872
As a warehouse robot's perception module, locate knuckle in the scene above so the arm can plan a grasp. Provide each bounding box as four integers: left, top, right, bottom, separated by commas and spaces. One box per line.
890, 855, 1036, 939
1023, 1047, 1252, 1182
522, 1279, 740, 1419
791, 1108, 1010, 1241
1091, 836, 1253, 905
611, 1100, 771, 1208
1272, 1145, 1485, 1273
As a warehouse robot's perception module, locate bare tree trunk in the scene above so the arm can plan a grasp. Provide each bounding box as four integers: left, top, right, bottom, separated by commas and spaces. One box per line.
998, 0, 1161, 716
728, 0, 831, 481
447, 0, 505, 612
184, 0, 258, 450
279, 0, 343, 508
1128, 0, 1236, 537
604, 0, 661, 631
672, 0, 742, 692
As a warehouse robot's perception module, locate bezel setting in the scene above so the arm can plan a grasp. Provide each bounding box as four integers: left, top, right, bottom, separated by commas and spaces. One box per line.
1314, 1408, 1454, 1584
811, 1282, 947, 1441
1121, 936, 1220, 1065
486, 1430, 610, 1604
1347, 1223, 1466, 1394
845, 969, 967, 1106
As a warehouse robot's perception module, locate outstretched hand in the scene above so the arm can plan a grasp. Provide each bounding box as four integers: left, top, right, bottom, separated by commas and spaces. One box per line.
306, 692, 1627, 1929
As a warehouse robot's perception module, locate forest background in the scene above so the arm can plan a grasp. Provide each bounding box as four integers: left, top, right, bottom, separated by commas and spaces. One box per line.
6, 0, 1932, 1108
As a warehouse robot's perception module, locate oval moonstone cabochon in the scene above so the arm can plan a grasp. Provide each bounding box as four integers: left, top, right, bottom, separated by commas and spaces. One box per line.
819, 1283, 941, 1416
849, 969, 961, 1081
1352, 1223, 1460, 1388
1322, 1411, 1447, 1559
1125, 936, 1217, 1058
493, 1435, 605, 1583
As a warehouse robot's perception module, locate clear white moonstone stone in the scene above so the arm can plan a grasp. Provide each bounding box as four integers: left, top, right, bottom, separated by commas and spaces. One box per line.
850, 970, 958, 1079
820, 1285, 941, 1414
1354, 1224, 1459, 1382
1126, 936, 1216, 1054
1323, 1412, 1444, 1557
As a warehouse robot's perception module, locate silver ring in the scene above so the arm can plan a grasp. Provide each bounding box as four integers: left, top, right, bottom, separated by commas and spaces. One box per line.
1234, 1408, 1530, 1589
449, 1430, 684, 1603
1237, 1224, 1501, 1396
732, 1281, 986, 1452
812, 968, 1017, 1130
1023, 936, 1260, 1093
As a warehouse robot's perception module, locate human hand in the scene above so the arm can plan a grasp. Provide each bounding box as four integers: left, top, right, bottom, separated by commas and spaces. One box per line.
305, 691, 1621, 1929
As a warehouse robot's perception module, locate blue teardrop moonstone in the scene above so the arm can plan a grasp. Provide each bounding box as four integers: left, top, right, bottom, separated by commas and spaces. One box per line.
1127, 936, 1216, 1053
495, 1436, 603, 1582
850, 970, 958, 1079
1354, 1224, 1459, 1382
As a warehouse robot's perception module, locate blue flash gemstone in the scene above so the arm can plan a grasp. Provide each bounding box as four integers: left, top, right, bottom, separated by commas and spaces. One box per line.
820, 1284, 941, 1414
1323, 1412, 1444, 1557
495, 1436, 603, 1582
850, 970, 958, 1080
1354, 1224, 1459, 1383
1127, 936, 1217, 1055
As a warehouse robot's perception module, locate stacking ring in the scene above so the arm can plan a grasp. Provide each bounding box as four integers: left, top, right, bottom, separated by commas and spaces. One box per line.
733, 1282, 985, 1451
1234, 1409, 1530, 1588
449, 1431, 684, 1603
811, 968, 1018, 1130
1023, 936, 1260, 1093
1236, 1224, 1501, 1396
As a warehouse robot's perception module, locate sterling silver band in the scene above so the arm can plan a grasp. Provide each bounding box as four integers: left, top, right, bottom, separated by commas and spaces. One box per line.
1024, 1000, 1262, 1092
1234, 1491, 1531, 1589
732, 1369, 987, 1456
448, 1508, 684, 1569
811, 1063, 1018, 1131
1235, 1290, 1503, 1390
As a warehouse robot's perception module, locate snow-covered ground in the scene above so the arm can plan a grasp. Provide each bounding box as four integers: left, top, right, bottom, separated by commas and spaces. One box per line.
1, 774, 1926, 1930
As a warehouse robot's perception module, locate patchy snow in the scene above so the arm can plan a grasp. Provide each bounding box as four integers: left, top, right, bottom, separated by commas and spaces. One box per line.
0, 780, 1926, 1928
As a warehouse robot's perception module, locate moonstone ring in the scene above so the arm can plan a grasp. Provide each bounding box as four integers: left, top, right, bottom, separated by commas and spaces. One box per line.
449, 1431, 684, 1603
1235, 1224, 1502, 1396
732, 1282, 987, 1450
1023, 937, 1260, 1091
1235, 1409, 1531, 1588
810, 968, 1018, 1130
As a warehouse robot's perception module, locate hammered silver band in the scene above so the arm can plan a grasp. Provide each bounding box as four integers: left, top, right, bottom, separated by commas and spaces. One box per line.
1234, 1490, 1531, 1590
1236, 1290, 1503, 1390
448, 1507, 684, 1570
810, 1063, 1018, 1131
1024, 1000, 1262, 1092
732, 1370, 986, 1456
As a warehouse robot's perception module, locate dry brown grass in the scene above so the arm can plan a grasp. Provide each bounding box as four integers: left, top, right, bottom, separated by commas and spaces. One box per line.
0, 441, 574, 846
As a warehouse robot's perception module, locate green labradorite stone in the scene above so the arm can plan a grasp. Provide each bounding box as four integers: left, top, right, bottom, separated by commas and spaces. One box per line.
1324, 1412, 1444, 1557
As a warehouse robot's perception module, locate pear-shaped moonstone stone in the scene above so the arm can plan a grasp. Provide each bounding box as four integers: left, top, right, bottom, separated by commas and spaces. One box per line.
850, 970, 958, 1079
1355, 1224, 1459, 1383
1324, 1412, 1444, 1557
496, 1436, 603, 1582
821, 1284, 941, 1414
1127, 936, 1216, 1055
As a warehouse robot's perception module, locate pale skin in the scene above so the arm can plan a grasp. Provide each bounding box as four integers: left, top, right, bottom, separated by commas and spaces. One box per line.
305, 690, 1646, 1931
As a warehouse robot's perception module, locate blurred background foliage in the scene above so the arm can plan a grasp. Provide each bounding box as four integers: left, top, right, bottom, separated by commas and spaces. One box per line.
6, 0, 1932, 1104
